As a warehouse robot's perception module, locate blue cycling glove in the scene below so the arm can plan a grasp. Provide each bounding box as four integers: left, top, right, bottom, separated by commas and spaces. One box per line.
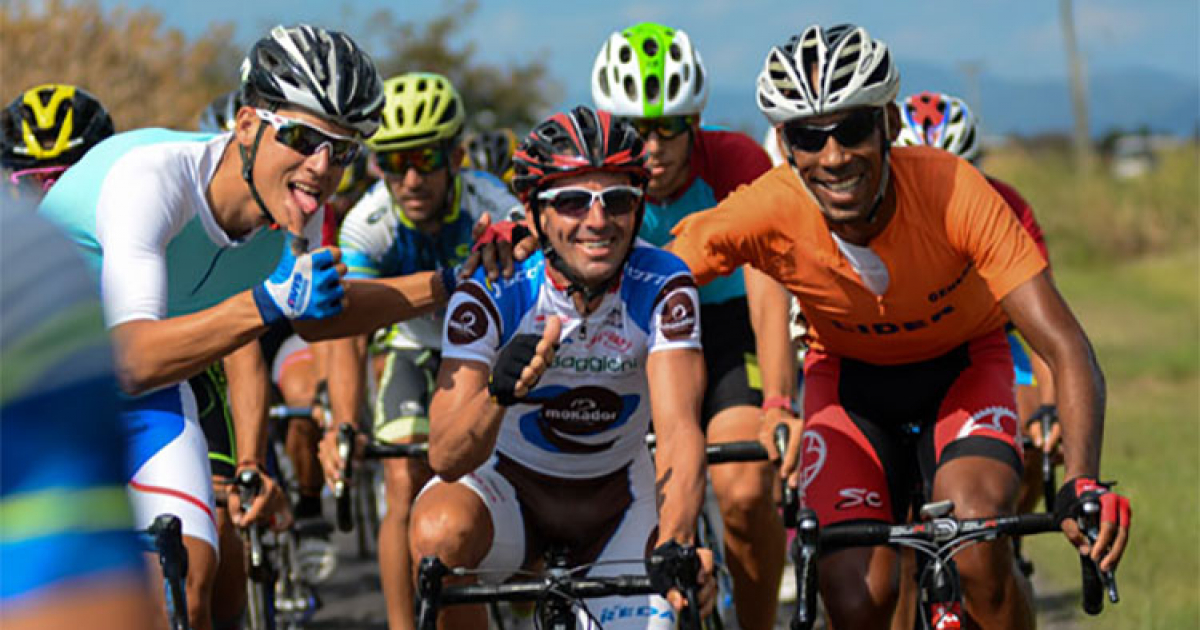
253, 233, 344, 326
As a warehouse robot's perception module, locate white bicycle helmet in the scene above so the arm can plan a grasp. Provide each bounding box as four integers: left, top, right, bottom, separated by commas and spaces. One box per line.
240, 24, 384, 138
592, 22, 708, 118
896, 91, 982, 163
756, 24, 899, 125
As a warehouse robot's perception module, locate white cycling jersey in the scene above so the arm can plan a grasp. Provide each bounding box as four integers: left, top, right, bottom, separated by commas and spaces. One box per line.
339, 170, 520, 350
39, 129, 322, 327
442, 244, 702, 478
37, 128, 323, 551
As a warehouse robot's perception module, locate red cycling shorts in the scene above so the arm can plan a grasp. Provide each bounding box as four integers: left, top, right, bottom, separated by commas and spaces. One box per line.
799, 328, 1023, 526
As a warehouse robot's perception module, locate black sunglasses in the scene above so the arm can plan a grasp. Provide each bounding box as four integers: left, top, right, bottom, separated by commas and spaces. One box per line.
782, 109, 881, 153
255, 109, 362, 167
536, 185, 644, 218
622, 115, 696, 140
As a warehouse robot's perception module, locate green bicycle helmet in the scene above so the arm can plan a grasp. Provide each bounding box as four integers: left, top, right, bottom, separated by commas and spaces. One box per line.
368, 72, 465, 151
591, 22, 708, 118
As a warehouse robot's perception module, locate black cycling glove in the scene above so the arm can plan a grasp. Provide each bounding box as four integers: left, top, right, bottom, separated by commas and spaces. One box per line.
645, 541, 700, 596
488, 333, 544, 407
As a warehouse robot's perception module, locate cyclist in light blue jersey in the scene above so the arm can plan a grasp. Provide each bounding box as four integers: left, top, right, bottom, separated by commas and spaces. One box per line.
37, 24, 457, 630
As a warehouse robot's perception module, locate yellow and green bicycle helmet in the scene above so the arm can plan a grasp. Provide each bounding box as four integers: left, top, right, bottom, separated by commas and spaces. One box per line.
368, 72, 465, 151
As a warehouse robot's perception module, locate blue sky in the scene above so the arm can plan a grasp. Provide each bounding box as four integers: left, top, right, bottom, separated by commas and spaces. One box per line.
92, 0, 1198, 90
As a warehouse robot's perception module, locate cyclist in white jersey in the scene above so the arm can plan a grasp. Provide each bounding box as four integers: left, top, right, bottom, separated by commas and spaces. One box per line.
36, 24, 455, 630
407, 106, 712, 629
316, 72, 522, 630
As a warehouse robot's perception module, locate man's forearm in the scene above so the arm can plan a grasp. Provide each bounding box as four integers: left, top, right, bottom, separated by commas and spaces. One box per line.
428, 389, 506, 481
654, 436, 706, 545
745, 267, 796, 402
224, 340, 271, 466
294, 273, 447, 341
112, 291, 268, 396
1054, 337, 1106, 480
327, 336, 367, 429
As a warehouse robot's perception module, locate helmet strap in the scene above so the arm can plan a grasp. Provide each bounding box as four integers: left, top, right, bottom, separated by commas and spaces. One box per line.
239, 120, 281, 226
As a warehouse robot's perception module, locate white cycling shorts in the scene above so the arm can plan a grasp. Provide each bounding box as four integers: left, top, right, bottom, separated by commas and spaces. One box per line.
419, 451, 677, 629
122, 380, 219, 551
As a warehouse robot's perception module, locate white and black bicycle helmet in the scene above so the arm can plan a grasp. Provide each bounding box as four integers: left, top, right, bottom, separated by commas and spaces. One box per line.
756, 24, 899, 126
240, 24, 384, 138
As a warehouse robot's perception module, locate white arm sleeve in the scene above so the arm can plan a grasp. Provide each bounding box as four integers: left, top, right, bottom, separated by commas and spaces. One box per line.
96, 152, 190, 327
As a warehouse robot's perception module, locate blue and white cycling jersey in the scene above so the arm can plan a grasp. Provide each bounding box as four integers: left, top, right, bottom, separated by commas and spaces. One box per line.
36, 128, 323, 551
339, 169, 520, 350
441, 243, 702, 478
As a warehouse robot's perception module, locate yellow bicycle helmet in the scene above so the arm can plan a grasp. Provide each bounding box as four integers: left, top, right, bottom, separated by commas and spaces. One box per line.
368, 73, 465, 151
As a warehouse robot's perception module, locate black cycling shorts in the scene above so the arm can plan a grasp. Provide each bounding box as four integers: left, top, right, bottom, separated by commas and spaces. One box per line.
699, 297, 763, 429
191, 362, 236, 479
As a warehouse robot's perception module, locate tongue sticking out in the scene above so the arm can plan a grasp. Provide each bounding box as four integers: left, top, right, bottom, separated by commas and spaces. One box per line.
291, 184, 320, 215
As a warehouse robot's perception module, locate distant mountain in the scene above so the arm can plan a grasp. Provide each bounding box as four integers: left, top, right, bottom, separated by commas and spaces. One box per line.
598, 63, 1200, 139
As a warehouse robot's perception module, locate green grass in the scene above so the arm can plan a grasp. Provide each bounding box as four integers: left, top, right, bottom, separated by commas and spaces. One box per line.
1025, 247, 1199, 629
985, 143, 1200, 267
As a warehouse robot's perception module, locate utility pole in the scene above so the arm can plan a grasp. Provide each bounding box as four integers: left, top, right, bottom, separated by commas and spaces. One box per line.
958, 60, 984, 129
1060, 0, 1094, 173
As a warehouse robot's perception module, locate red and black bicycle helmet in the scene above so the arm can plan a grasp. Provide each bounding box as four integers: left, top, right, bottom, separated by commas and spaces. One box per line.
512, 106, 649, 301
512, 105, 648, 202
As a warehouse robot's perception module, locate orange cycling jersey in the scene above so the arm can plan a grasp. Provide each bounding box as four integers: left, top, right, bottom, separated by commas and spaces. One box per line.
671, 146, 1047, 365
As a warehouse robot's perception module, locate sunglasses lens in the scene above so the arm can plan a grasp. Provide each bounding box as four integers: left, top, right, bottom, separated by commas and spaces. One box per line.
549, 191, 594, 216
627, 116, 692, 140
600, 189, 640, 215
376, 148, 447, 175
832, 110, 878, 147
784, 110, 879, 153
275, 123, 358, 166
783, 125, 829, 152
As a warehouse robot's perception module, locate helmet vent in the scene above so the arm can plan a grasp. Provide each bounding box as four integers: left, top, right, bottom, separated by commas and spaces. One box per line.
643, 38, 659, 58
669, 43, 681, 62
619, 45, 632, 64
864, 50, 891, 87
694, 65, 705, 97
668, 74, 681, 101
645, 75, 661, 104
414, 102, 426, 124
417, 79, 427, 91
440, 98, 458, 124
623, 76, 638, 101
596, 68, 611, 97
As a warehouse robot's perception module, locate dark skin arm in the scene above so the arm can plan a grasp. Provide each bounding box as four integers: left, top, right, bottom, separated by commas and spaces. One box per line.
744, 266, 801, 461
1001, 270, 1127, 571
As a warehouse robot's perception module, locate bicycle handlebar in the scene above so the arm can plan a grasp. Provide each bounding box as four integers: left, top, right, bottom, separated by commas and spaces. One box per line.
334, 423, 430, 532
789, 498, 1118, 629
416, 552, 703, 630
233, 469, 272, 582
